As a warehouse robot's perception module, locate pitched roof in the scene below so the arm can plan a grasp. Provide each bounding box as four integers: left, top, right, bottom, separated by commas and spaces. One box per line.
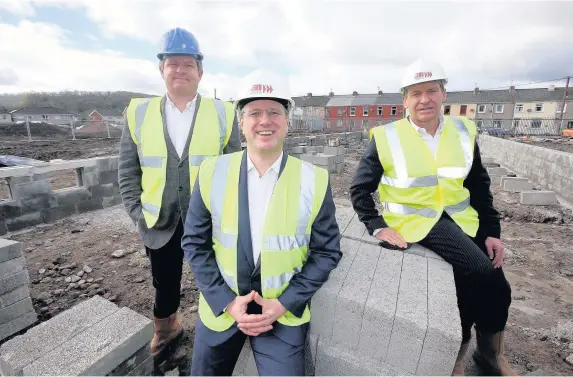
10, 106, 74, 115
90, 109, 123, 117
292, 95, 330, 107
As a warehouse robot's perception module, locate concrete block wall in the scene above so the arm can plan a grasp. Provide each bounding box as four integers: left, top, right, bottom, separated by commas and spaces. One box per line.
0, 157, 121, 234
0, 238, 37, 342
233, 206, 461, 376
0, 295, 153, 376
478, 135, 573, 203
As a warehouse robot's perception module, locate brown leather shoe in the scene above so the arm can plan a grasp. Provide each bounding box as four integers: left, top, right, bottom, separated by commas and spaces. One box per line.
452, 341, 470, 376
150, 312, 183, 357
473, 330, 519, 376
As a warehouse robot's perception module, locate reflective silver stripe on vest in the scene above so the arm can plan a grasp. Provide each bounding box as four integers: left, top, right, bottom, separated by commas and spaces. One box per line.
438, 117, 472, 179
264, 161, 315, 252
134, 99, 152, 165
384, 123, 408, 181
213, 99, 228, 154
216, 259, 236, 290
263, 267, 302, 291
213, 225, 237, 249
141, 156, 163, 168
382, 202, 437, 218
380, 175, 438, 188
189, 155, 210, 167
142, 203, 160, 217
445, 197, 470, 214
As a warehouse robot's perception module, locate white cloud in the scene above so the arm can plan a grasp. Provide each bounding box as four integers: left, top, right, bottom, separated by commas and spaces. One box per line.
1, 1, 572, 99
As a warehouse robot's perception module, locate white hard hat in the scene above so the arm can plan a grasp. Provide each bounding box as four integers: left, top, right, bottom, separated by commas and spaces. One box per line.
234, 69, 294, 112
400, 59, 448, 92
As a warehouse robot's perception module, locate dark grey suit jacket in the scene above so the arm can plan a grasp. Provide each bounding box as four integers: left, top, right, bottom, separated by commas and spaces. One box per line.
182, 151, 342, 346
118, 94, 242, 249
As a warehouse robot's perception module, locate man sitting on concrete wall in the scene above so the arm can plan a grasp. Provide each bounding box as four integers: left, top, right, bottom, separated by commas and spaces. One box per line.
349, 59, 517, 376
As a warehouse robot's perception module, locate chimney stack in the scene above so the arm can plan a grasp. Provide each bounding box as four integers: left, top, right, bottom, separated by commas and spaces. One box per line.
378, 90, 383, 95
306, 92, 312, 97
509, 86, 515, 92
474, 87, 479, 95
352, 91, 358, 96
328, 91, 334, 97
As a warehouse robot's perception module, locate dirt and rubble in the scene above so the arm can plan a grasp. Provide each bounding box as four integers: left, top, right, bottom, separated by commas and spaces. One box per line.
512, 136, 573, 154
1, 141, 573, 375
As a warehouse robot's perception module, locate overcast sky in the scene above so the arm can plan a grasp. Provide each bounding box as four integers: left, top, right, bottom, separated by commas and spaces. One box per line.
0, 0, 572, 100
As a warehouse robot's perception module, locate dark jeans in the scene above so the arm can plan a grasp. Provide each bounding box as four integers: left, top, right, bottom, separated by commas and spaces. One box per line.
145, 220, 184, 319
418, 215, 512, 343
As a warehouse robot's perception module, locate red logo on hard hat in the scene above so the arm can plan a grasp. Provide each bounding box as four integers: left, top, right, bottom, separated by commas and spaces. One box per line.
415, 72, 433, 80
250, 84, 274, 93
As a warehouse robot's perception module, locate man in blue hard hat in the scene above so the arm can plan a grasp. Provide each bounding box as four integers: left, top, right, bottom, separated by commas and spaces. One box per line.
119, 27, 242, 358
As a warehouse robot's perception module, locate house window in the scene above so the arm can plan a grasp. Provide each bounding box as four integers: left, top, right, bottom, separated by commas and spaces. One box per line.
337, 119, 343, 128
495, 104, 504, 113
557, 103, 567, 113
337, 108, 342, 116
493, 120, 502, 128
512, 118, 520, 128
460, 105, 467, 115
477, 104, 486, 113
349, 120, 355, 129
325, 120, 331, 129
363, 107, 368, 116
515, 104, 523, 112
326, 108, 331, 116
476, 120, 483, 127
535, 103, 543, 112
350, 107, 356, 116
390, 106, 397, 116
362, 119, 369, 127
377, 106, 383, 116
531, 120, 542, 128
444, 105, 451, 115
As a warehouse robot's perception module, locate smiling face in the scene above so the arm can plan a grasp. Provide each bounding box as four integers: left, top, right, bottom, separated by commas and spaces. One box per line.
239, 99, 289, 154
160, 55, 203, 97
403, 81, 446, 124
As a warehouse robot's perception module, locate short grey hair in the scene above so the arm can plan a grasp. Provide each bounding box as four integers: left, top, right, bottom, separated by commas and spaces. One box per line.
402, 80, 446, 97
159, 56, 203, 73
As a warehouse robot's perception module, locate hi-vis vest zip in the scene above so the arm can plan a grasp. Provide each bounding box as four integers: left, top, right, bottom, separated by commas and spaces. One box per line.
370, 116, 479, 242
197, 151, 329, 332
126, 96, 234, 228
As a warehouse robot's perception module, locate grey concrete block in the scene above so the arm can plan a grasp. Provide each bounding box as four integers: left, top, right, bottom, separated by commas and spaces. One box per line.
76, 197, 103, 214
41, 204, 77, 223
5, 212, 43, 232
6, 176, 32, 185
95, 156, 112, 171
0, 297, 33, 324
416, 258, 461, 375
324, 146, 345, 155
304, 333, 319, 376
385, 253, 428, 374
99, 169, 119, 185
331, 242, 380, 350
0, 311, 36, 342
108, 342, 151, 376
503, 177, 533, 192
20, 193, 57, 212
0, 270, 29, 296
103, 195, 123, 208
0, 239, 23, 263
0, 256, 25, 280
54, 187, 89, 207
334, 206, 355, 234
21, 305, 152, 376
487, 167, 507, 176
356, 247, 402, 361
0, 285, 30, 309
341, 213, 366, 239
291, 147, 304, 154
232, 338, 257, 376
0, 221, 5, 236
88, 183, 119, 198
11, 181, 52, 201
0, 295, 119, 375
520, 190, 559, 205
315, 339, 398, 376
300, 154, 314, 164
0, 201, 22, 219
491, 176, 502, 185
82, 172, 100, 187
108, 156, 119, 171
310, 237, 360, 341
313, 154, 336, 166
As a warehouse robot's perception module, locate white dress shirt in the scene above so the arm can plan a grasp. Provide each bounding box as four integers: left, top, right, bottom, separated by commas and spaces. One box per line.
247, 152, 283, 264
164, 93, 197, 158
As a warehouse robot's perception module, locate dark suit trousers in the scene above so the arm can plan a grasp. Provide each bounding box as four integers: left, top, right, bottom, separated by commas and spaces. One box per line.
190, 319, 306, 376
418, 215, 512, 343
145, 220, 184, 318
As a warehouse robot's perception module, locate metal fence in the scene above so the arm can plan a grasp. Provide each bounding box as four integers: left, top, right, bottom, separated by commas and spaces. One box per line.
0, 115, 124, 142
290, 115, 403, 133
475, 117, 573, 137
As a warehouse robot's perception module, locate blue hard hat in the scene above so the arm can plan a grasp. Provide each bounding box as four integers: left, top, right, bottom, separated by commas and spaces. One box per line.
157, 27, 203, 61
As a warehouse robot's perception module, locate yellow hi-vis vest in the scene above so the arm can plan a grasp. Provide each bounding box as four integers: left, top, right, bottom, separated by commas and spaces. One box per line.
126, 96, 234, 228
196, 151, 329, 332
370, 116, 479, 243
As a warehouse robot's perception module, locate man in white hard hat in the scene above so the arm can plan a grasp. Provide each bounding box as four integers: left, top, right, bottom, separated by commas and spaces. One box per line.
349, 59, 517, 376
182, 71, 342, 375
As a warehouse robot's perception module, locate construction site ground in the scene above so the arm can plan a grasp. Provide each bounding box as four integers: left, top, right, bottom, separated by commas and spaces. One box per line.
1, 138, 573, 376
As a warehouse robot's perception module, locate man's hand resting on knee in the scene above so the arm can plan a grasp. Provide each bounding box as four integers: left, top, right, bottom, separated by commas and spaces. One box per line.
375, 227, 408, 249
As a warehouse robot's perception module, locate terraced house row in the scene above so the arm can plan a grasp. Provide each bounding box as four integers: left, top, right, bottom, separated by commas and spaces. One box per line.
292, 85, 572, 135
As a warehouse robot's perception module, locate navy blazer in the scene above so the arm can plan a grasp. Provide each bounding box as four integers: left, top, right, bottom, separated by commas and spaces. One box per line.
182, 151, 342, 346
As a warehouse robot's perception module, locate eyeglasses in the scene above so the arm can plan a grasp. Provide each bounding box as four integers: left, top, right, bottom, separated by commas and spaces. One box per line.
242, 108, 286, 119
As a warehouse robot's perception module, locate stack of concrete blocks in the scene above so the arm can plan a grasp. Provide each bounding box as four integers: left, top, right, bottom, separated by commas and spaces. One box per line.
300, 147, 345, 174
234, 206, 462, 376
0, 295, 153, 376
0, 238, 37, 342
0, 156, 122, 235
